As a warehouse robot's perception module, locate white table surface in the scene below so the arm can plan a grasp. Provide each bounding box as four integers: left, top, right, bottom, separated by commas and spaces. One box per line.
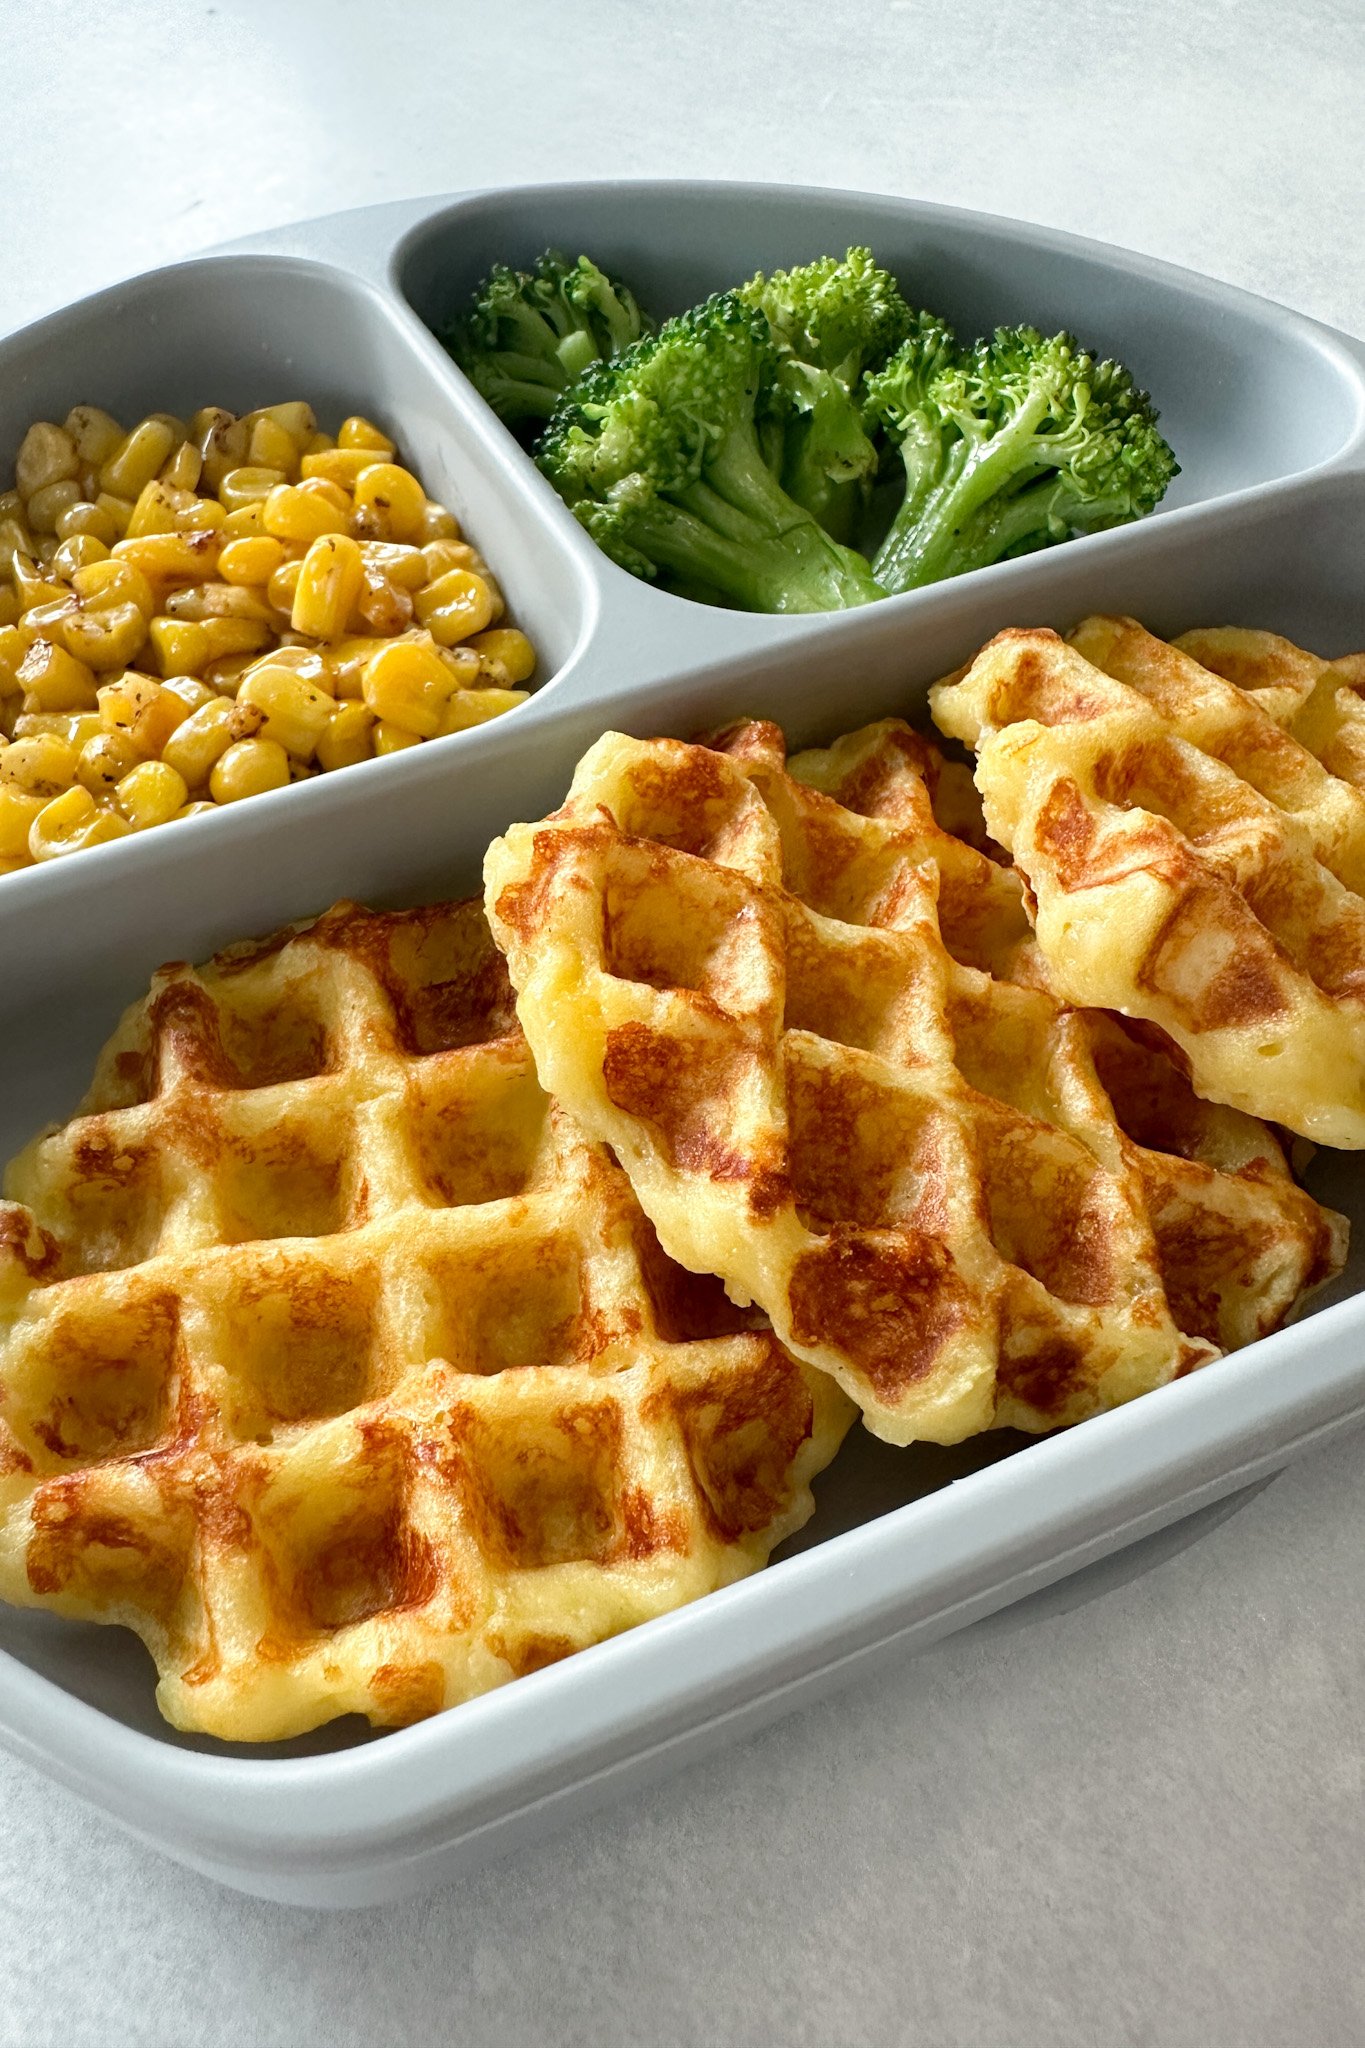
2, 2, 1362, 2041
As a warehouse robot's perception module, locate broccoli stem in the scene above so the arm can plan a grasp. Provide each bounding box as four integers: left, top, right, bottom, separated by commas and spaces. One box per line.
873, 385, 1057, 592
616, 493, 883, 613
781, 448, 859, 544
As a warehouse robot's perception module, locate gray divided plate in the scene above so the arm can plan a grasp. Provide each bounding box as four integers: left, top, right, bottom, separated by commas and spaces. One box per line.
0, 182, 1360, 1906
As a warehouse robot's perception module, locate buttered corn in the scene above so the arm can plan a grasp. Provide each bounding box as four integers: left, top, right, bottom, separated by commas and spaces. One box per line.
0, 399, 537, 874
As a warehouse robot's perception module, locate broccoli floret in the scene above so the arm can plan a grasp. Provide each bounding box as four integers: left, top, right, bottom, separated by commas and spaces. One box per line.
537, 292, 886, 614
738, 247, 912, 540
865, 320, 1179, 592
444, 250, 651, 429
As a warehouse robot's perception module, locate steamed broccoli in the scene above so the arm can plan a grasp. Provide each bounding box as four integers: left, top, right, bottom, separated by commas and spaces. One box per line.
537, 292, 886, 614
864, 320, 1179, 593
445, 250, 651, 429
738, 247, 913, 540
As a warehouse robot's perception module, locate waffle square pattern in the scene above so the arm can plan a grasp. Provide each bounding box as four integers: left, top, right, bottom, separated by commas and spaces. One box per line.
932, 616, 1365, 1146
485, 718, 1344, 1446
0, 901, 850, 1742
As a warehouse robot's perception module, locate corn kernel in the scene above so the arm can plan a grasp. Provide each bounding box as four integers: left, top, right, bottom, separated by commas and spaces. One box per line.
160, 698, 235, 788
29, 784, 132, 860
160, 441, 203, 493
359, 541, 428, 590
64, 599, 147, 673
113, 531, 221, 586
436, 644, 481, 689
100, 418, 179, 500
438, 686, 528, 733
236, 664, 334, 758
267, 558, 304, 615
14, 709, 102, 748
209, 736, 290, 803
16, 423, 80, 500
218, 535, 284, 587
0, 785, 44, 857
297, 475, 351, 514
51, 534, 110, 579
0, 732, 77, 795
356, 570, 414, 636
0, 589, 20, 630
77, 729, 143, 795
95, 491, 135, 538
419, 501, 461, 544
362, 635, 455, 737
0, 519, 34, 577
300, 447, 387, 491
351, 462, 427, 544
97, 672, 156, 733
246, 644, 332, 689
54, 498, 118, 547
73, 556, 156, 619
290, 532, 365, 641
254, 401, 316, 445
262, 482, 349, 545
148, 614, 270, 677
12, 557, 67, 613
193, 408, 247, 489
178, 495, 228, 534
175, 801, 217, 821
56, 559, 154, 671
126, 477, 194, 540
314, 635, 380, 699
0, 626, 28, 694
227, 698, 267, 743
337, 415, 395, 456
115, 758, 189, 828
315, 700, 375, 771
372, 720, 420, 756
201, 652, 257, 695
217, 466, 287, 512
421, 538, 484, 582
19, 594, 79, 644
162, 582, 274, 624
414, 567, 495, 646
162, 675, 219, 717
64, 407, 124, 470
26, 479, 83, 535
247, 415, 300, 476
302, 431, 335, 458
0, 491, 18, 520
221, 502, 265, 539
468, 627, 536, 687
97, 672, 190, 758
17, 639, 97, 713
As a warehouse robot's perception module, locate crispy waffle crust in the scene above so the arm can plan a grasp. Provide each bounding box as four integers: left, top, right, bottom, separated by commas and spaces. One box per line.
1173, 627, 1365, 794
0, 901, 852, 1743
931, 616, 1365, 1147
484, 718, 1345, 1446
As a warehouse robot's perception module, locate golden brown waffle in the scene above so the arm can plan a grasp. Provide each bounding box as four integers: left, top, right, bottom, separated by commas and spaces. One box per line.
1172, 626, 1365, 794
485, 718, 1344, 1446
931, 617, 1365, 1147
0, 900, 851, 1743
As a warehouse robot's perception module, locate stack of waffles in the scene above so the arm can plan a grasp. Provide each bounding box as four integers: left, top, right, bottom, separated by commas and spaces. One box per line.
0, 616, 1357, 1740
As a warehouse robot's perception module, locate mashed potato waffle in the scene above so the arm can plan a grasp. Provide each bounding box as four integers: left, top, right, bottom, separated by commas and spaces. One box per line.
0, 900, 850, 1742
485, 718, 1344, 1446
1172, 626, 1365, 794
932, 618, 1365, 1146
